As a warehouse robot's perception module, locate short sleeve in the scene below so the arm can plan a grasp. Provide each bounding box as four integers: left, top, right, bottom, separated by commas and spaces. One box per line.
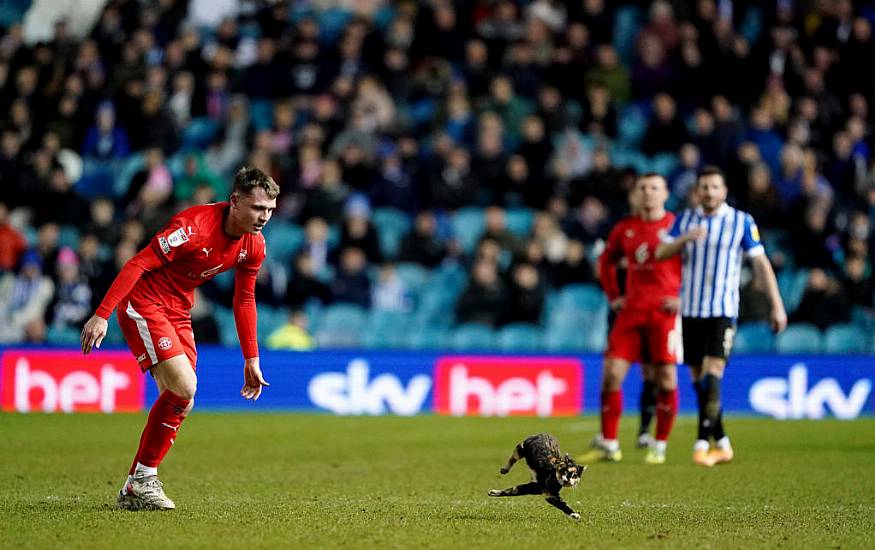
741, 213, 765, 257
662, 211, 685, 243
151, 217, 197, 263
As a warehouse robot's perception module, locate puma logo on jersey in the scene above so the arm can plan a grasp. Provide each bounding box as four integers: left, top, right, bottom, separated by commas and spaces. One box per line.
634, 243, 650, 264
202, 247, 212, 257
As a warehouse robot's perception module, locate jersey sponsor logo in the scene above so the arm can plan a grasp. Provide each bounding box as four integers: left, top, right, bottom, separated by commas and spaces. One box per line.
199, 264, 224, 279
1, 351, 144, 413
634, 243, 650, 264
238, 249, 248, 263
157, 337, 172, 351
167, 228, 189, 248
750, 223, 760, 243
158, 237, 171, 255
433, 357, 583, 417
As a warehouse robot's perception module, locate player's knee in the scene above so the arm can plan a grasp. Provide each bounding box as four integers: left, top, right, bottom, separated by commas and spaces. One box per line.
183, 398, 195, 416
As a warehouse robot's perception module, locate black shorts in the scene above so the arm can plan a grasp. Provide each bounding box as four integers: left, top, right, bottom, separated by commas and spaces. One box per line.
681, 317, 736, 367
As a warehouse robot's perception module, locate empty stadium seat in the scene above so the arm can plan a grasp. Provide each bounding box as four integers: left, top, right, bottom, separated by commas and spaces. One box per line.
616, 104, 649, 146
556, 283, 608, 314
775, 324, 823, 354
363, 310, 412, 349
651, 152, 679, 176
406, 324, 450, 350
256, 306, 290, 344
496, 323, 543, 352
394, 263, 431, 295
262, 221, 304, 266
180, 117, 219, 150
505, 207, 535, 237
451, 323, 495, 350
372, 207, 412, 260
451, 207, 485, 254
544, 324, 591, 352
312, 303, 367, 348
734, 322, 775, 354
823, 324, 869, 354
778, 269, 809, 313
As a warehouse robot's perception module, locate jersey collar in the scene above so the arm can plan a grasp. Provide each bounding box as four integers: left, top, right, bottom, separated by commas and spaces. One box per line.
695, 202, 731, 218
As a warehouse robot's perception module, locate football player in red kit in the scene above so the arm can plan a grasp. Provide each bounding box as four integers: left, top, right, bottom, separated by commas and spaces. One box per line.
80, 167, 279, 510
579, 173, 682, 465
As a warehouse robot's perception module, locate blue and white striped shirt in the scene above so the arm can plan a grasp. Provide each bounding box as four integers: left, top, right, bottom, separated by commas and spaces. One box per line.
662, 203, 764, 319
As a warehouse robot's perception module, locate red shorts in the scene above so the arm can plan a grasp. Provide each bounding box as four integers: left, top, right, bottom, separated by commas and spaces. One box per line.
606, 307, 681, 365
117, 297, 197, 372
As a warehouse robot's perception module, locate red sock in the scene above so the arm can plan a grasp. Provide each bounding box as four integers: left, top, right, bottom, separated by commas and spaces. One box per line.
655, 388, 678, 442
135, 390, 190, 469
601, 390, 622, 441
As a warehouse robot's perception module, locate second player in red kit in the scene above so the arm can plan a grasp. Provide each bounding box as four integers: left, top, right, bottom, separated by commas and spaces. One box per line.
580, 174, 682, 465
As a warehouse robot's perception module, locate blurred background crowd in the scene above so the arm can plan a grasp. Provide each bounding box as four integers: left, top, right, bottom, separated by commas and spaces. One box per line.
0, 0, 874, 353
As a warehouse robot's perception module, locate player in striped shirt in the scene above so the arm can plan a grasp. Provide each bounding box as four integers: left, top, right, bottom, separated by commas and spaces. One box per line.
656, 166, 786, 466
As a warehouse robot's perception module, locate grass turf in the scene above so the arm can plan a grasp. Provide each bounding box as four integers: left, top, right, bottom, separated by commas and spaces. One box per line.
1, 413, 873, 549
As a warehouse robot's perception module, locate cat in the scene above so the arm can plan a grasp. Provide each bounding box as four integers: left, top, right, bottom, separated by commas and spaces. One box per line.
488, 433, 586, 520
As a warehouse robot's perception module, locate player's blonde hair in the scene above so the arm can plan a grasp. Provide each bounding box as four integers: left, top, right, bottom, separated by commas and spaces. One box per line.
232, 166, 280, 199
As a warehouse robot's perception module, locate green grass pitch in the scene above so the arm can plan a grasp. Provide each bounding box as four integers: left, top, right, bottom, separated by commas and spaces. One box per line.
1, 413, 873, 549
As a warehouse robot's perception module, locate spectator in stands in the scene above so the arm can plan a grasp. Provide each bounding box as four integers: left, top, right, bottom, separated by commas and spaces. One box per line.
47, 247, 91, 331
286, 251, 331, 309
0, 250, 55, 343
480, 205, 525, 260
642, 93, 688, 156
791, 268, 850, 331
82, 100, 130, 161
501, 262, 545, 325
585, 44, 630, 104
338, 194, 381, 264
372, 263, 411, 312
330, 247, 371, 308
550, 239, 594, 288
842, 255, 874, 311
267, 309, 315, 351
456, 258, 505, 327
399, 211, 449, 268
301, 217, 331, 276
174, 152, 226, 204
369, 145, 418, 215
429, 146, 479, 210
0, 202, 25, 272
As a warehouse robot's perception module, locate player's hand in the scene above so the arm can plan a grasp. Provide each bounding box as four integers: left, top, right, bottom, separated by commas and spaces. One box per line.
80, 315, 108, 355
241, 357, 269, 401
610, 296, 626, 311
661, 296, 680, 314
770, 305, 788, 334
682, 226, 707, 243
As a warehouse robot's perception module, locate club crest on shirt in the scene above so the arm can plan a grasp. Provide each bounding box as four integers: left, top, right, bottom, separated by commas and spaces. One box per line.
625, 229, 634, 238
167, 228, 189, 248
238, 249, 248, 263
157, 337, 172, 351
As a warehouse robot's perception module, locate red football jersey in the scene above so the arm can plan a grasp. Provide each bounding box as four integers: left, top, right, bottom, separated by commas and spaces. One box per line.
598, 213, 681, 310
130, 202, 266, 311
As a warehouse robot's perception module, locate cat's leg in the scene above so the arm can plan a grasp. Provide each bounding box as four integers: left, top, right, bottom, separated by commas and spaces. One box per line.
488, 481, 540, 497
545, 493, 580, 520
499, 444, 525, 474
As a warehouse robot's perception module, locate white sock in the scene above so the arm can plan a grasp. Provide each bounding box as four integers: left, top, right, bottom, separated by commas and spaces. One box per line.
693, 439, 710, 452
133, 463, 158, 478
653, 440, 667, 453
120, 475, 132, 495
716, 436, 732, 450
604, 439, 620, 452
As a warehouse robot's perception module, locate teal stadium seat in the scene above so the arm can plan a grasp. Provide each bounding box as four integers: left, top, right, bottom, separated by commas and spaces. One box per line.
778, 269, 809, 313
114, 153, 145, 198
556, 283, 608, 316
363, 310, 412, 349
215, 306, 238, 347
617, 104, 649, 146
505, 208, 535, 237
180, 117, 219, 150
313, 304, 367, 348
613, 5, 643, 64
775, 324, 823, 354
823, 324, 869, 354
256, 306, 289, 345
372, 208, 411, 260
651, 152, 680, 176
451, 323, 495, 351
451, 207, 485, 254
57, 225, 81, 250
734, 322, 775, 354
46, 325, 81, 346
497, 323, 543, 352
406, 324, 450, 350
544, 324, 592, 352
262, 221, 304, 267
394, 263, 431, 298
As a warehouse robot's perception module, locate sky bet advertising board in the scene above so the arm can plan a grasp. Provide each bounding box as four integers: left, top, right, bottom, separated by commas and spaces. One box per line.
1, 347, 872, 420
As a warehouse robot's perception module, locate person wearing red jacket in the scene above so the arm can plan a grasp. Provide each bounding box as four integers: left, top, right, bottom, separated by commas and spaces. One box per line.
80, 167, 279, 510
579, 173, 682, 465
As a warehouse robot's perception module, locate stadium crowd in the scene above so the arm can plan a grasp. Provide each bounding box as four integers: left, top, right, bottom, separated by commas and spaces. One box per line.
0, 0, 874, 351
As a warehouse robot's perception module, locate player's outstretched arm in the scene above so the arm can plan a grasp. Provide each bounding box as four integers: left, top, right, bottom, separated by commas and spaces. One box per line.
751, 254, 787, 333
655, 226, 706, 260
241, 357, 269, 401
81, 315, 108, 354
